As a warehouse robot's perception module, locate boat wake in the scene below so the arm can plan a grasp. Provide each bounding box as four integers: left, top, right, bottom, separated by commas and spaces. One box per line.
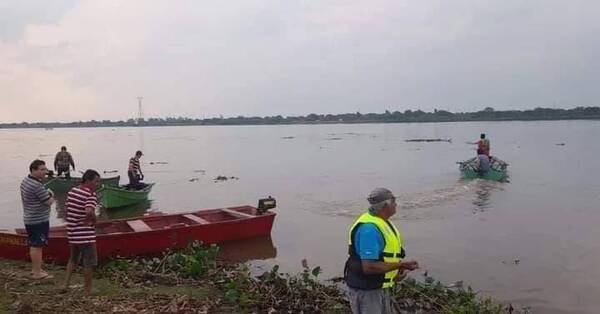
305, 180, 504, 219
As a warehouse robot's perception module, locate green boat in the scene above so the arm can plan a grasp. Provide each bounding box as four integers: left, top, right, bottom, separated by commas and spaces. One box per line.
458, 157, 508, 181
97, 183, 155, 208
44, 175, 120, 194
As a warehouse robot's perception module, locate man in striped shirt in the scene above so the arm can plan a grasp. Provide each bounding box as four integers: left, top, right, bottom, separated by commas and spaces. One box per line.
62, 169, 101, 295
20, 160, 55, 279
127, 150, 146, 189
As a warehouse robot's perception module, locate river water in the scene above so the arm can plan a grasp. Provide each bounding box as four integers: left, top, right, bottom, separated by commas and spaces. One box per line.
1, 121, 599, 313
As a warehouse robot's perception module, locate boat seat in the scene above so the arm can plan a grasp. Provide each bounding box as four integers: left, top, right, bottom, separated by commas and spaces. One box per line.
183, 214, 210, 225
221, 208, 255, 219
167, 223, 187, 229
126, 219, 152, 232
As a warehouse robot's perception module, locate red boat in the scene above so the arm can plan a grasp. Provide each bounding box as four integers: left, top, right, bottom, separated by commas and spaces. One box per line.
0, 199, 276, 264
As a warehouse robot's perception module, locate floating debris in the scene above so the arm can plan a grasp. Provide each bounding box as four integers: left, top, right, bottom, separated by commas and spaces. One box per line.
555, 143, 566, 146
281, 136, 295, 139
149, 161, 169, 165
193, 169, 206, 174
103, 170, 118, 174
189, 178, 200, 182
405, 138, 452, 143
214, 175, 239, 182
447, 280, 464, 289
325, 137, 343, 141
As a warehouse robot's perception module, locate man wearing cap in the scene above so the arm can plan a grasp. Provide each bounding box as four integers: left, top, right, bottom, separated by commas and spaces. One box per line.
344, 188, 419, 314
127, 151, 145, 189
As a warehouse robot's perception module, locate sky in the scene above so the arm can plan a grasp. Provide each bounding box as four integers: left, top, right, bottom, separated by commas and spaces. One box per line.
1, 0, 599, 122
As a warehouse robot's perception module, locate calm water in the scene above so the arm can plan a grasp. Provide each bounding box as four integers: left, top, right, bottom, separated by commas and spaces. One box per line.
1, 121, 599, 313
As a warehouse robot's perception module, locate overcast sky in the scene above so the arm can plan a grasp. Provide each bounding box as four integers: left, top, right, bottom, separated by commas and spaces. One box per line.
1, 0, 599, 122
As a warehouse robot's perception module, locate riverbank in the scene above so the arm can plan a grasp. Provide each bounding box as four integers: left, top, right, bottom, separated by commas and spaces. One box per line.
0, 243, 519, 313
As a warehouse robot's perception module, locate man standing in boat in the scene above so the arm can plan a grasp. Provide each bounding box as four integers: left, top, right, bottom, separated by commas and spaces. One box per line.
344, 188, 419, 314
54, 146, 75, 179
20, 159, 55, 279
476, 133, 490, 157
62, 169, 100, 295
127, 150, 146, 189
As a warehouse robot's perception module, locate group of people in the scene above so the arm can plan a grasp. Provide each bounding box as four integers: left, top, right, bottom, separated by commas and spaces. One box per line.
19, 148, 147, 294
20, 140, 489, 311
52, 146, 146, 188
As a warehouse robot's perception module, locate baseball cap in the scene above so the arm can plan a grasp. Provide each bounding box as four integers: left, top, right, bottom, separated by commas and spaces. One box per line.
367, 187, 396, 205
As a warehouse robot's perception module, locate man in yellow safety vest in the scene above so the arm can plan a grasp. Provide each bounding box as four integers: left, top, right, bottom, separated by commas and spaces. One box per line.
344, 188, 419, 314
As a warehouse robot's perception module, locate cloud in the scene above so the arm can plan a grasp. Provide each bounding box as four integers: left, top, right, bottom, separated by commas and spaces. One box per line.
1, 0, 599, 122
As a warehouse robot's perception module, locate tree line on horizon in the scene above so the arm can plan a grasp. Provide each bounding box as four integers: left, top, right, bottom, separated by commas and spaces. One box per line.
1, 106, 599, 129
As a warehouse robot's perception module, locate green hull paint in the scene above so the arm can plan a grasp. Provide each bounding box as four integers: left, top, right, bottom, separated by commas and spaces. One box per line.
97, 183, 155, 208
44, 176, 120, 194
458, 157, 508, 182
460, 168, 507, 181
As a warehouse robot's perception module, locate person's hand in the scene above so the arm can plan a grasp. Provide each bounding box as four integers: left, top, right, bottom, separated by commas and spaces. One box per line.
140, 174, 144, 181
401, 260, 419, 271
47, 189, 55, 198
84, 211, 96, 226
394, 269, 407, 282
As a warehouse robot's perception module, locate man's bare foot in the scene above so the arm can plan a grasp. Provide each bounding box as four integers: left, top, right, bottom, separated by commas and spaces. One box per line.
31, 271, 53, 280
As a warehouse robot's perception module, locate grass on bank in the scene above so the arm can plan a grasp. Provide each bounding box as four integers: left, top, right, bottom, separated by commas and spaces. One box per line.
1, 242, 518, 313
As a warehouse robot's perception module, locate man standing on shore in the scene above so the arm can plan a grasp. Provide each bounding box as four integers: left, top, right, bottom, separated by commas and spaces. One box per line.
54, 146, 75, 179
62, 169, 101, 295
344, 188, 419, 314
20, 160, 55, 279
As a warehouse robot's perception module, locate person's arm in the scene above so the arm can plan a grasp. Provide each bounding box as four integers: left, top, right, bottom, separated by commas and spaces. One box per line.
69, 153, 75, 170
84, 195, 98, 226
355, 225, 419, 275
44, 197, 54, 206
361, 260, 419, 275
54, 153, 59, 171
36, 185, 54, 206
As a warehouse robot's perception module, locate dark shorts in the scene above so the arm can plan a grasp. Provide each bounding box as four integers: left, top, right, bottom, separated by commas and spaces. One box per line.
69, 243, 98, 267
57, 167, 71, 179
25, 221, 49, 247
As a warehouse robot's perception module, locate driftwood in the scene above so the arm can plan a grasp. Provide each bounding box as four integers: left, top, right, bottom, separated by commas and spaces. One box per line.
405, 138, 451, 143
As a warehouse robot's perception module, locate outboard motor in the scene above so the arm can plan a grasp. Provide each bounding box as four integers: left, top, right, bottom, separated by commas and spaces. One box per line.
257, 196, 276, 214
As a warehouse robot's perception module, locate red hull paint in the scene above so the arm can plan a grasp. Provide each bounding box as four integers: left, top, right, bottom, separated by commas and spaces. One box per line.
0, 206, 275, 264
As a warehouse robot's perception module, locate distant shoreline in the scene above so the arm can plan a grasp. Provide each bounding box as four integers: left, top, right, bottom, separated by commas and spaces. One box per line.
1, 106, 599, 129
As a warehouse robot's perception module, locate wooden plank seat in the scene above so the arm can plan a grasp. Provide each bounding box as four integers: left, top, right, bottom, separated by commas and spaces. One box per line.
183, 214, 210, 225
166, 223, 187, 229
221, 208, 255, 219
127, 219, 152, 232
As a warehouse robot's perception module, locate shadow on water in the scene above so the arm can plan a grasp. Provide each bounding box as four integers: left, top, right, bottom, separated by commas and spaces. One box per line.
217, 236, 277, 263
99, 200, 153, 221
466, 179, 506, 213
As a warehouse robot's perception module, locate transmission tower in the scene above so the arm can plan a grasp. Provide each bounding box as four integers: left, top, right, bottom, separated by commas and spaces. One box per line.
137, 97, 143, 125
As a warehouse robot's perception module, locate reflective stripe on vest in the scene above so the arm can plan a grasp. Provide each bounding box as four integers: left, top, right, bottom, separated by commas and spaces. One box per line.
347, 212, 403, 288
